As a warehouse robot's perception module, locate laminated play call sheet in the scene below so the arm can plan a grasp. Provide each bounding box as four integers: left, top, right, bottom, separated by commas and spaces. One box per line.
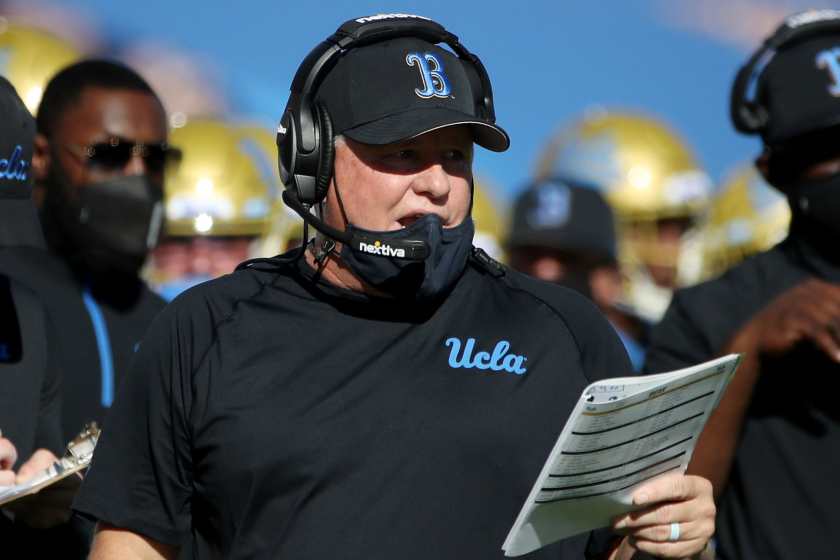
503, 354, 743, 557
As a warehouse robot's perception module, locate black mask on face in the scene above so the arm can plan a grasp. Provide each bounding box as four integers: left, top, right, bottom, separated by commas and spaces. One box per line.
338, 213, 475, 301
42, 174, 164, 274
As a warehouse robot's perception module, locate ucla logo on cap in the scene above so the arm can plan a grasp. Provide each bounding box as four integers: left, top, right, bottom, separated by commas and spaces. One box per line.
816, 47, 840, 96
406, 52, 451, 99
0, 146, 29, 180
528, 181, 571, 229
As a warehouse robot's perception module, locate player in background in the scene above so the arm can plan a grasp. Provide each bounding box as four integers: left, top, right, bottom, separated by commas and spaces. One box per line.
507, 178, 643, 370
536, 112, 712, 334
145, 119, 276, 301
699, 161, 790, 279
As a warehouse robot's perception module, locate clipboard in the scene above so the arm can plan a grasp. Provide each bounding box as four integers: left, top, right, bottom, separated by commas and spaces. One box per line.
0, 422, 100, 507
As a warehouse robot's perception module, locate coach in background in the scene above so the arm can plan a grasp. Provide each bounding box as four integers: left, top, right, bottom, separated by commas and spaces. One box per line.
76, 15, 715, 560
644, 10, 840, 560
507, 179, 645, 370
0, 60, 174, 443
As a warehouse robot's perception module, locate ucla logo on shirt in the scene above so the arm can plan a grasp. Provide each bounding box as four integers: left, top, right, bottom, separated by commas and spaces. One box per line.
816, 46, 840, 96
406, 52, 451, 99
0, 146, 29, 180
445, 338, 528, 374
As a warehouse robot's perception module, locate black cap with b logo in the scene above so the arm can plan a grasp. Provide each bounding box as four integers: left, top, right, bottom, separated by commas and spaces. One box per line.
0, 76, 42, 249
315, 36, 509, 152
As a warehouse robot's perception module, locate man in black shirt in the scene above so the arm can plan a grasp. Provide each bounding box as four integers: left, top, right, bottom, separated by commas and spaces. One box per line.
0, 75, 88, 558
76, 15, 716, 560
644, 11, 840, 560
0, 60, 172, 443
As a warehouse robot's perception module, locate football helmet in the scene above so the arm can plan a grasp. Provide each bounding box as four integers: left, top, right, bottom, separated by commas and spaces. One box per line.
536, 111, 713, 322
0, 25, 80, 114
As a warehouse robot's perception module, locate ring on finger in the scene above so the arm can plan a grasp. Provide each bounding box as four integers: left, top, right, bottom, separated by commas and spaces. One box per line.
668, 522, 680, 542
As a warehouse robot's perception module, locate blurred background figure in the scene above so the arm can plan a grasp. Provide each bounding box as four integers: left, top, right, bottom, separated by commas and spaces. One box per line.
506, 178, 644, 369
145, 118, 276, 301
701, 160, 790, 278
535, 111, 713, 327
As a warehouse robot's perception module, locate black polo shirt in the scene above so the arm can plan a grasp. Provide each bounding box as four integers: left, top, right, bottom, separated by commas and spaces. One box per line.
644, 233, 840, 560
74, 252, 632, 559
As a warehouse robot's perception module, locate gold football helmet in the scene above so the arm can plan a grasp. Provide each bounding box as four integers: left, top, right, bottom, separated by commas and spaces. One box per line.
145, 119, 279, 298
0, 24, 81, 114
536, 111, 713, 322
162, 119, 275, 237
703, 162, 790, 277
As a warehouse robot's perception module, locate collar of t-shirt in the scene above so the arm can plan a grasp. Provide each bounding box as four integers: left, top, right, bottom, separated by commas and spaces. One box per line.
290, 255, 454, 322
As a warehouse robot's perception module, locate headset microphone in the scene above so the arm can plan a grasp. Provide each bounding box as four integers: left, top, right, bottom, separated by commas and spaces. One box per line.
281, 190, 430, 261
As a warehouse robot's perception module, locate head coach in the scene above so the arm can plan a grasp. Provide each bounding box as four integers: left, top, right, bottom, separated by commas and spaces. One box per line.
74, 15, 715, 560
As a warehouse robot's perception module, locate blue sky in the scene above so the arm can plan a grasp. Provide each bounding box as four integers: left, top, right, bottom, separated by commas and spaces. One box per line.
48, 0, 822, 202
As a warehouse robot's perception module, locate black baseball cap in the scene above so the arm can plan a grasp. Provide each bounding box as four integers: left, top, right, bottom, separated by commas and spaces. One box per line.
748, 13, 840, 144
0, 77, 42, 248
507, 178, 616, 263
315, 36, 509, 152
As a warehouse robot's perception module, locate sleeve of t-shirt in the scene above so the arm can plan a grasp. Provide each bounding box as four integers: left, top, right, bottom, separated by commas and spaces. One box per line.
556, 288, 635, 384
72, 294, 201, 546
34, 313, 63, 456
643, 289, 715, 375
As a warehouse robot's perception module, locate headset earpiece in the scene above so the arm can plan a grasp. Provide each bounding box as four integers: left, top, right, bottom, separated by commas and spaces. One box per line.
313, 100, 335, 204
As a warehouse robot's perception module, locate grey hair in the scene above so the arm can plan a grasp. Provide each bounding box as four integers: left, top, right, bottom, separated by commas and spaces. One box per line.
334, 133, 346, 149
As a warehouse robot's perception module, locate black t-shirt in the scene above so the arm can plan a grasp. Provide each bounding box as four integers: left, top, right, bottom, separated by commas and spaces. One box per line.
644, 236, 840, 560
74, 253, 633, 559
0, 246, 167, 443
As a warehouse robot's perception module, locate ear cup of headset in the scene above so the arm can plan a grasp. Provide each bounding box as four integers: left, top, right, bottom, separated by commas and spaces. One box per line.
313, 100, 335, 205
277, 111, 296, 186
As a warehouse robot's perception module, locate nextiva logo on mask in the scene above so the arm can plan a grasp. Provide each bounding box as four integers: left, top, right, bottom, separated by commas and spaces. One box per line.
445, 338, 528, 374
406, 52, 451, 99
358, 240, 406, 258
0, 146, 29, 180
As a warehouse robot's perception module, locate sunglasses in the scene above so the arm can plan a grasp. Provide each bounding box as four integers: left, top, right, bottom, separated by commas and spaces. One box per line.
59, 137, 182, 174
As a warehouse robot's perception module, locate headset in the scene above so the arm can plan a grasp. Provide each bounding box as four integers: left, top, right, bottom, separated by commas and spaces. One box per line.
273, 15, 497, 262
731, 12, 840, 136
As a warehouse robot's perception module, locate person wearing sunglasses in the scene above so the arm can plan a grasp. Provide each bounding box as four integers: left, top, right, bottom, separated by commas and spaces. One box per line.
0, 59, 172, 448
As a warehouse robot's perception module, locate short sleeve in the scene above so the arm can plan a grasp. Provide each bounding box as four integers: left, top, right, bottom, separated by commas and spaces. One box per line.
72, 298, 197, 546
559, 289, 635, 384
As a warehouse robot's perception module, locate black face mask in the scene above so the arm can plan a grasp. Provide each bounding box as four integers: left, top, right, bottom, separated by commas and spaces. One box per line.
42, 174, 164, 274
790, 172, 840, 241
338, 213, 475, 301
